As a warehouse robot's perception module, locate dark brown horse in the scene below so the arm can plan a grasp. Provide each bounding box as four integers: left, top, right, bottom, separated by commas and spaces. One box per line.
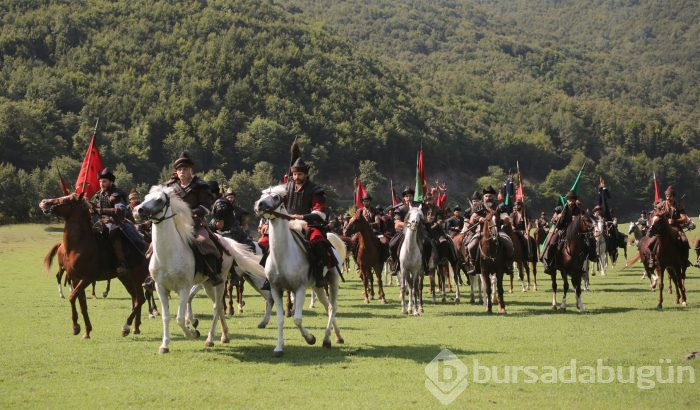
344, 209, 388, 304
648, 212, 688, 309
551, 215, 593, 312
502, 219, 530, 293
39, 193, 147, 338
479, 212, 507, 314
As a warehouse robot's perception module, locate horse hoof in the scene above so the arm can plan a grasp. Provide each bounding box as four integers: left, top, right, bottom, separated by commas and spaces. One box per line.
82, 334, 90, 340
499, 308, 507, 314
322, 340, 332, 349
257, 322, 267, 329
193, 329, 201, 339
226, 307, 234, 316
204, 340, 214, 348
102, 292, 108, 298
336, 337, 345, 344
380, 299, 386, 305
133, 329, 141, 335
454, 299, 460, 305
656, 305, 663, 311
272, 350, 283, 358
191, 319, 199, 329
149, 314, 155, 319
552, 305, 558, 311
682, 302, 688, 308
159, 347, 169, 354
306, 335, 316, 345
73, 325, 81, 336
121, 328, 130, 337
364, 299, 369, 304
221, 337, 230, 344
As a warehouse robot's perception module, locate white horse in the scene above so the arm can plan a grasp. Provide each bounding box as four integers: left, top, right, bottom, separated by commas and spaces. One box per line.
593, 218, 608, 276
187, 239, 273, 329
253, 185, 346, 357
399, 206, 425, 316
134, 186, 230, 354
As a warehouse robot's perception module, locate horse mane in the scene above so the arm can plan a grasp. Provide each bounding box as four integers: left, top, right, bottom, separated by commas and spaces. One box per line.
148, 185, 194, 242
262, 184, 287, 198
565, 215, 582, 242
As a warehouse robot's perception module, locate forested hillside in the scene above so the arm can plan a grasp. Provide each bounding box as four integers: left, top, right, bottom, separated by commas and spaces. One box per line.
0, 0, 697, 222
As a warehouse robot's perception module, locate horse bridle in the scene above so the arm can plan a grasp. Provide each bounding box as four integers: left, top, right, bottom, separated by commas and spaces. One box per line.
148, 193, 177, 225
258, 193, 294, 221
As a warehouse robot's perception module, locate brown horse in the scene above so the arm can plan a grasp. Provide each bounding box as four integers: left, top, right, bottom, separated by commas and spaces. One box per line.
39, 193, 147, 338
501, 219, 530, 293
551, 215, 592, 312
344, 209, 388, 304
479, 212, 507, 314
451, 229, 482, 304
45, 243, 111, 299
647, 213, 688, 309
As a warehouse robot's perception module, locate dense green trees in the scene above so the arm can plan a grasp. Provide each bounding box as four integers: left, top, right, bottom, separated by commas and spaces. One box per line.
0, 0, 697, 223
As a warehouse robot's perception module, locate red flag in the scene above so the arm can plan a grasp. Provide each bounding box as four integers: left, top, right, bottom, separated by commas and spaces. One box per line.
516, 171, 525, 201
390, 180, 398, 207
414, 148, 427, 201
75, 135, 104, 199
355, 178, 367, 209
438, 192, 447, 209
57, 169, 71, 195
653, 171, 660, 203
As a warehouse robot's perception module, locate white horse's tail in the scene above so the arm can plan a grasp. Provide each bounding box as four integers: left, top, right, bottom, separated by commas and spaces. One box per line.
219, 236, 266, 279
327, 233, 346, 266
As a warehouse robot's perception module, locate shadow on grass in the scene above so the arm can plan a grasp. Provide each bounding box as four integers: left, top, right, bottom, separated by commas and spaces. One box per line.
44, 227, 64, 233
213, 343, 499, 365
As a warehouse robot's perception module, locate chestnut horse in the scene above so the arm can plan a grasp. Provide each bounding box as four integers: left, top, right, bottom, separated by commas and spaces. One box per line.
479, 212, 507, 314
45, 243, 111, 299
647, 213, 688, 309
343, 209, 388, 304
551, 215, 593, 312
39, 194, 147, 338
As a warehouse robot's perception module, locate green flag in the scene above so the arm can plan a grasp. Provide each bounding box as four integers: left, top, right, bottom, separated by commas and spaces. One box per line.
559, 162, 586, 205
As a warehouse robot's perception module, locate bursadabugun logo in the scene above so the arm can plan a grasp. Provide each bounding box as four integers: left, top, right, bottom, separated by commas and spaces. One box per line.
425, 349, 469, 405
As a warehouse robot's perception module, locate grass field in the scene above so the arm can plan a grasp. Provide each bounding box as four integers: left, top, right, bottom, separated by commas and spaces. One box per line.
0, 222, 699, 409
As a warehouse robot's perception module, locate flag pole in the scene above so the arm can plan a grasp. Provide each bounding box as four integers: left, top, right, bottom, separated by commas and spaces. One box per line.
80, 119, 99, 195
517, 161, 532, 259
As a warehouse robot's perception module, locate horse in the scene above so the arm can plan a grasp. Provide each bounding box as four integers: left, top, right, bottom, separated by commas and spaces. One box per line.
398, 206, 426, 315
478, 212, 507, 314
39, 193, 147, 338
343, 209, 388, 304
134, 186, 232, 353
592, 218, 608, 276
451, 229, 482, 304
605, 227, 627, 266
501, 218, 531, 292
647, 212, 688, 309
550, 215, 593, 312
45, 243, 112, 299
253, 185, 346, 357
427, 230, 461, 304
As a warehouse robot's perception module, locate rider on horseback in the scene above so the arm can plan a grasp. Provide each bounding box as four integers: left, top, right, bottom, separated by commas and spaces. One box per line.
212, 187, 256, 251
360, 194, 383, 235
164, 152, 224, 285
510, 200, 531, 260
92, 167, 145, 276
542, 190, 594, 274
637, 211, 649, 236
445, 206, 465, 237
286, 157, 337, 287
648, 185, 694, 267
389, 186, 416, 276
465, 185, 515, 276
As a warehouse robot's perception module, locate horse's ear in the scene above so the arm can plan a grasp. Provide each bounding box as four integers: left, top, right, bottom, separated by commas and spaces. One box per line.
418, 204, 423, 211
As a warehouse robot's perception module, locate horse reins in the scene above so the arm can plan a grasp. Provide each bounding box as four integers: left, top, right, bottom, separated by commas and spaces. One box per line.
150, 194, 177, 224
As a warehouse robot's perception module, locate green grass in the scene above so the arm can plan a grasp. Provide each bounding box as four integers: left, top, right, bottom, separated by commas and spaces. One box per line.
0, 222, 698, 409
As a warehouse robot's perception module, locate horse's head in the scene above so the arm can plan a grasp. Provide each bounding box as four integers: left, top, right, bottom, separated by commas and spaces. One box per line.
135, 186, 191, 227
39, 193, 90, 220
404, 205, 423, 232
480, 211, 498, 241
647, 212, 666, 237
254, 185, 287, 220
343, 209, 366, 236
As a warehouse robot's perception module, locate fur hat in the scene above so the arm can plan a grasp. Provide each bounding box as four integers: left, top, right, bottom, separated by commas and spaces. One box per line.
664, 185, 675, 197
565, 190, 578, 200
290, 157, 309, 173
173, 152, 194, 169
482, 185, 497, 195
401, 186, 415, 196
97, 167, 115, 182
362, 194, 372, 201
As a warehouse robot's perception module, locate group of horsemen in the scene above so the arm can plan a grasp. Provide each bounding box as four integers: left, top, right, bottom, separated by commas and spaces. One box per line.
90, 150, 695, 289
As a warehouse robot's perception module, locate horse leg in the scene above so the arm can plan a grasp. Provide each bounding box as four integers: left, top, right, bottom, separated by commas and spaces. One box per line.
91, 281, 97, 299
452, 264, 461, 304
491, 274, 499, 305
375, 265, 386, 304
285, 291, 293, 318
497, 271, 506, 314
103, 279, 111, 298
399, 270, 407, 314
518, 261, 526, 292
270, 287, 286, 357
76, 284, 92, 339
482, 273, 492, 314
440, 264, 447, 303
237, 280, 245, 314
369, 272, 375, 300
117, 275, 145, 336
361, 268, 370, 304
68, 279, 90, 337
292, 287, 315, 345
532, 261, 538, 291
186, 283, 202, 328
428, 269, 436, 305
225, 279, 234, 316
57, 269, 65, 299
560, 270, 569, 311
551, 272, 558, 310
258, 290, 273, 329
155, 284, 172, 353
314, 283, 337, 348
177, 288, 198, 339
202, 282, 227, 346
657, 265, 665, 310
573, 272, 585, 313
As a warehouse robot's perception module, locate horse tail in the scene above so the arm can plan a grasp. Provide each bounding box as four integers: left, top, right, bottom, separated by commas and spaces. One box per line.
219, 237, 266, 279
44, 243, 61, 273
327, 233, 346, 265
